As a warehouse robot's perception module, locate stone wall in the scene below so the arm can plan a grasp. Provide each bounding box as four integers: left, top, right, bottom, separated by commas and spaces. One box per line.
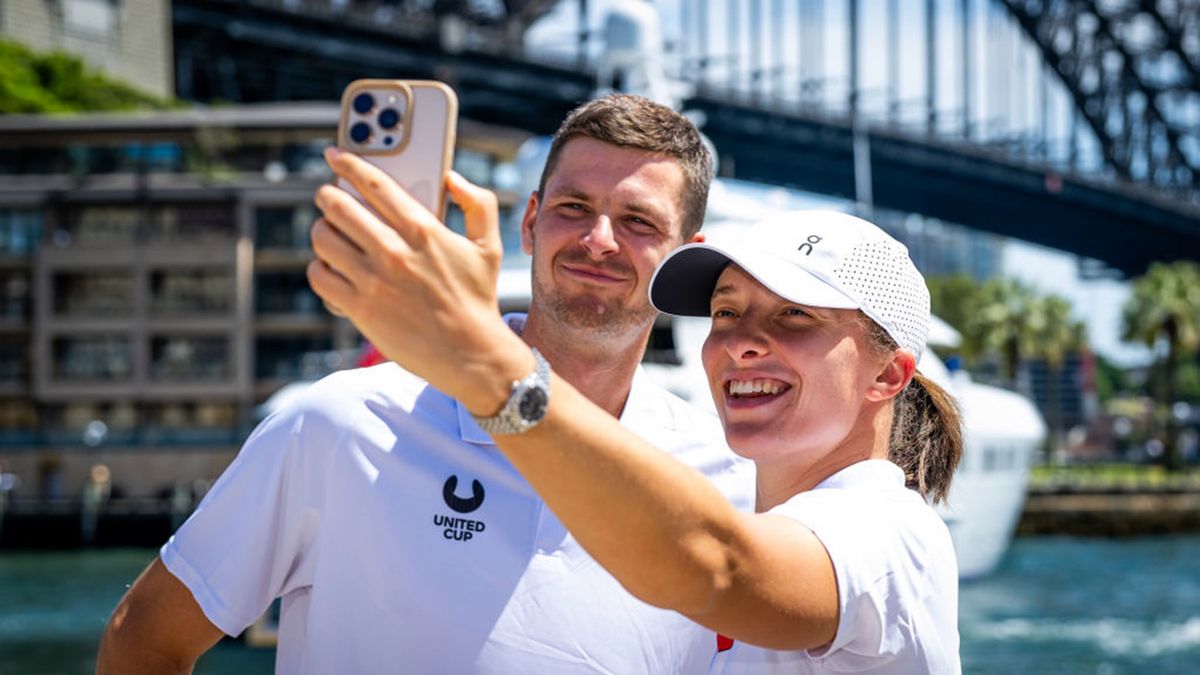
1019, 490, 1200, 536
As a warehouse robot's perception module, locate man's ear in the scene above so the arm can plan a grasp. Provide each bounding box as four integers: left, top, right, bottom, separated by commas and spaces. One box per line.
688, 232, 706, 244
866, 350, 917, 402
520, 191, 539, 255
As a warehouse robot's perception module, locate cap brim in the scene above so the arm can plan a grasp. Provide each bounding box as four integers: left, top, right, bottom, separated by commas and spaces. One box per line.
649, 245, 733, 316
650, 242, 861, 317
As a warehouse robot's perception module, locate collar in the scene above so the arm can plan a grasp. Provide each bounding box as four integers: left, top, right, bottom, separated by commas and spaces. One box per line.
812, 459, 905, 491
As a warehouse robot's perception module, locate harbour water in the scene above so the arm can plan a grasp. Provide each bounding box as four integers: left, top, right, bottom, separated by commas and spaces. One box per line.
2, 537, 1198, 674
959, 536, 1200, 674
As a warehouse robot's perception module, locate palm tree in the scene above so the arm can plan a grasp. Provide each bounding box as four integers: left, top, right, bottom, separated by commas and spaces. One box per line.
963, 278, 1040, 389
927, 274, 987, 363
1122, 261, 1200, 471
1027, 294, 1084, 456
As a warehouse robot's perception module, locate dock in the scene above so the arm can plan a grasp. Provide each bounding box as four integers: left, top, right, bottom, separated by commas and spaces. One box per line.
1017, 469, 1200, 537
1018, 489, 1200, 536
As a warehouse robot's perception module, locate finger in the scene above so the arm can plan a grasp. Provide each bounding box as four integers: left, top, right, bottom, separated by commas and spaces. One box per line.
446, 171, 501, 257
324, 147, 440, 244
314, 184, 411, 257
311, 218, 374, 286
306, 259, 356, 317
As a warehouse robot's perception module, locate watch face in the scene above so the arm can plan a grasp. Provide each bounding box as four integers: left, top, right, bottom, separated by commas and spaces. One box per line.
518, 387, 549, 421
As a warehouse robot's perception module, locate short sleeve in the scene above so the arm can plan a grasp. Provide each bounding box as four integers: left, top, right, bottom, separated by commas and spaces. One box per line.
160, 403, 336, 636
771, 490, 919, 666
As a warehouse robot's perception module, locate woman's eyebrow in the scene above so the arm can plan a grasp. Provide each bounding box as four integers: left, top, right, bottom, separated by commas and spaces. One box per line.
710, 284, 737, 300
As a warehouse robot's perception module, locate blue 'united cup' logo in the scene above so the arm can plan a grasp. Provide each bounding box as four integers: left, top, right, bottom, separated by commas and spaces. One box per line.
442, 475, 485, 514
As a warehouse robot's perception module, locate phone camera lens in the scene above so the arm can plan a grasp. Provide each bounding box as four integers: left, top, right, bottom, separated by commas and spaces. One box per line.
352, 93, 374, 114
378, 108, 401, 130
349, 122, 371, 144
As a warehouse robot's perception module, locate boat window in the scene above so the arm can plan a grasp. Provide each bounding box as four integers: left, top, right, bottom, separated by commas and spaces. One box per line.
643, 321, 682, 365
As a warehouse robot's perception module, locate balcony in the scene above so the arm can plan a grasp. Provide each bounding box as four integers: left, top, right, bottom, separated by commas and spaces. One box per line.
149, 336, 231, 382
51, 337, 134, 384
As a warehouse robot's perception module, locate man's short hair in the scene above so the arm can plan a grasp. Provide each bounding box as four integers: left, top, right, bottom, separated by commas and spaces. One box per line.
536, 94, 713, 239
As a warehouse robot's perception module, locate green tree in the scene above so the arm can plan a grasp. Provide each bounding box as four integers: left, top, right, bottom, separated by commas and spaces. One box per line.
1092, 353, 1130, 402
952, 278, 1089, 444
1027, 294, 1084, 452
962, 278, 1041, 385
0, 39, 170, 113
1121, 261, 1200, 471
927, 274, 985, 361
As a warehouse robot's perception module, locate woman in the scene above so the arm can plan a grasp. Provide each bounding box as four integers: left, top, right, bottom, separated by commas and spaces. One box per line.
310, 157, 963, 673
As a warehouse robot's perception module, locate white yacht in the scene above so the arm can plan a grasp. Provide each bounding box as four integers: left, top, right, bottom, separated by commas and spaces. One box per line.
924, 353, 1045, 580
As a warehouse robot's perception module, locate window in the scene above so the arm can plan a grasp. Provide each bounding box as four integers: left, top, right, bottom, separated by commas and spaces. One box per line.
0, 399, 38, 433
151, 270, 232, 315
0, 338, 28, 381
0, 272, 30, 319
55, 401, 137, 432
60, 205, 142, 247
255, 271, 321, 314
0, 209, 42, 255
0, 148, 71, 175
255, 205, 315, 250
150, 336, 231, 380
64, 0, 116, 38
53, 337, 133, 381
53, 272, 135, 317
256, 336, 332, 380
149, 203, 235, 243
643, 321, 683, 365
142, 402, 240, 444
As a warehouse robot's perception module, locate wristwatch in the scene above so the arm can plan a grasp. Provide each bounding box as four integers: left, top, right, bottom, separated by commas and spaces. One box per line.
472, 348, 551, 435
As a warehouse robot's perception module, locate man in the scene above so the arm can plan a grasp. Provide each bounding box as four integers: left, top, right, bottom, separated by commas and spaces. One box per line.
97, 94, 753, 674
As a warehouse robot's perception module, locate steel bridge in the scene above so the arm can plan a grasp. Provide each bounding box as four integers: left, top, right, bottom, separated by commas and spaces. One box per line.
172, 0, 1200, 276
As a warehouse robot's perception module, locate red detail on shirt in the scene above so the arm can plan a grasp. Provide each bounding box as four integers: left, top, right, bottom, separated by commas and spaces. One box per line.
358, 343, 387, 367
717, 633, 734, 652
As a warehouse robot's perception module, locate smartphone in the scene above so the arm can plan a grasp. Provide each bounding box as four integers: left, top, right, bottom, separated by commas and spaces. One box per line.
336, 79, 458, 220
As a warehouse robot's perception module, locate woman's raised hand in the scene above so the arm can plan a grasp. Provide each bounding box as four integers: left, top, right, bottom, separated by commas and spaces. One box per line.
307, 147, 532, 415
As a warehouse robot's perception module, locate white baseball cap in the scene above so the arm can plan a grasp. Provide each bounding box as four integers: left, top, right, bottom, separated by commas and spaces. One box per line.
649, 210, 931, 361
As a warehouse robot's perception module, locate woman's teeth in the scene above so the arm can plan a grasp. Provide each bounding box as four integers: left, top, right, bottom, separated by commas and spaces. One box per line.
728, 379, 790, 398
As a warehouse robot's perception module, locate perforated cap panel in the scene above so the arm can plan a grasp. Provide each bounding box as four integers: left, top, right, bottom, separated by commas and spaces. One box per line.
834, 240, 930, 359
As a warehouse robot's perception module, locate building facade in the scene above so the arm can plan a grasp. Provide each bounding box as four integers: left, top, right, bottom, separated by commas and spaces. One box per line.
0, 103, 528, 502
1, 0, 173, 98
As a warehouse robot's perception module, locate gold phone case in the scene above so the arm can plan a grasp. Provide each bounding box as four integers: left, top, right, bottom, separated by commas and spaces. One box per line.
337, 80, 459, 219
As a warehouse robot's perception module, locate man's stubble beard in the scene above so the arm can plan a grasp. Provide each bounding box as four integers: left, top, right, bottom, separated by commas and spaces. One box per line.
529, 248, 657, 339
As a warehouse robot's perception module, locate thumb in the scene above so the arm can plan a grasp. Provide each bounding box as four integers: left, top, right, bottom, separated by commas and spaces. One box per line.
446, 171, 502, 259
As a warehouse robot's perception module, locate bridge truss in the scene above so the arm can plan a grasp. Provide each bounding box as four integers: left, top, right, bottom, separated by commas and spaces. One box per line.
1002, 0, 1199, 197
171, 0, 1200, 274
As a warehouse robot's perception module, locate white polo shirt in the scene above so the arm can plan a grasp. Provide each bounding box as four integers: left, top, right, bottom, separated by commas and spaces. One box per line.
708, 460, 961, 674
162, 349, 754, 673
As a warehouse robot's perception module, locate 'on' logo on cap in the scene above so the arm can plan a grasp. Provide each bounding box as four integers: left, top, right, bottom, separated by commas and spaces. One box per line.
797, 235, 822, 256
